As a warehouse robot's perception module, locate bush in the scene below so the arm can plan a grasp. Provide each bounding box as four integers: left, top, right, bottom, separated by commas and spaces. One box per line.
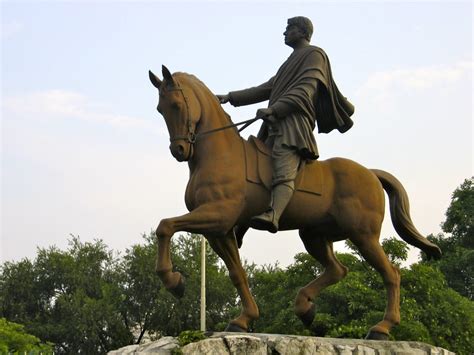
0, 318, 53, 353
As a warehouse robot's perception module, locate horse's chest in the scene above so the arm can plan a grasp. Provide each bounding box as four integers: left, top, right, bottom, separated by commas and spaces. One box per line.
184, 167, 243, 211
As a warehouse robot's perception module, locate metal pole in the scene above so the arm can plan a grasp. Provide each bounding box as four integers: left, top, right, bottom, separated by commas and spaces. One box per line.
200, 235, 206, 331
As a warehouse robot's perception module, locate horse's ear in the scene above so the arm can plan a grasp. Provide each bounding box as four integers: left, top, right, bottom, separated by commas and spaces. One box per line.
149, 70, 162, 89
162, 65, 172, 80
162, 65, 176, 87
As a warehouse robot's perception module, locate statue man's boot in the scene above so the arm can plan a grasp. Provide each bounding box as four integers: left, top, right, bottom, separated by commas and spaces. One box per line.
250, 182, 294, 233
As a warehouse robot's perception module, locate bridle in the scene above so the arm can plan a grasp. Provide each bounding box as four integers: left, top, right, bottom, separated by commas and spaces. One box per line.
166, 83, 197, 145
164, 81, 260, 147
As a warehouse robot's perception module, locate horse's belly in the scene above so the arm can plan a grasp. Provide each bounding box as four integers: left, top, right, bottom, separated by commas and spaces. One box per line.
279, 190, 333, 230
238, 182, 271, 224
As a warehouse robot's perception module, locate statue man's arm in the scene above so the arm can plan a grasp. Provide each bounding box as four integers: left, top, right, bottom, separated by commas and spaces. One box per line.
270, 78, 319, 120
227, 77, 274, 107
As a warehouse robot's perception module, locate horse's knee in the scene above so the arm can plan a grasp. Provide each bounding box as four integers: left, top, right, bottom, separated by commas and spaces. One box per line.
156, 218, 173, 237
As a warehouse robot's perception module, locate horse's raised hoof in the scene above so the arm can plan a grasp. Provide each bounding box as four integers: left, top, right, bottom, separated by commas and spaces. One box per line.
299, 303, 316, 328
168, 275, 186, 299
224, 323, 247, 333
365, 330, 389, 340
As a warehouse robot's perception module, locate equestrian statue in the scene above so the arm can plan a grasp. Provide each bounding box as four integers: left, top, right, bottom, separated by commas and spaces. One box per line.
148, 16, 441, 340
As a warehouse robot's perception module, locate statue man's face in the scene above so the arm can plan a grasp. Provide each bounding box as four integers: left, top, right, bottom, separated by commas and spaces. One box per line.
283, 24, 305, 47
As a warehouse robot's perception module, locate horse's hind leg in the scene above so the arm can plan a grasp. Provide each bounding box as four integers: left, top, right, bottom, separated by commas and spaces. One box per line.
295, 230, 348, 327
351, 234, 401, 340
207, 232, 259, 332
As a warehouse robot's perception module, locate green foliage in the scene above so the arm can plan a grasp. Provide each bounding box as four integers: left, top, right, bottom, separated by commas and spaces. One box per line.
399, 263, 474, 353
327, 323, 367, 339
425, 233, 473, 300
176, 330, 206, 347
442, 177, 473, 247
0, 233, 235, 354
423, 177, 474, 300
0, 318, 53, 353
0, 236, 131, 354
381, 237, 409, 266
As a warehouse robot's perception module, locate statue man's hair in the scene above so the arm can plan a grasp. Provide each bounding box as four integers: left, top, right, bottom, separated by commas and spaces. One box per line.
288, 16, 313, 42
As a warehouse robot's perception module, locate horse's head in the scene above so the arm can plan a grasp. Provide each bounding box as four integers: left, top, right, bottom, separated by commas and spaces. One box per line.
149, 66, 201, 162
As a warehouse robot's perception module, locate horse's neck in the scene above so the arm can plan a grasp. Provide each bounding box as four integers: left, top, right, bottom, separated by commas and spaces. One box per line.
191, 94, 241, 166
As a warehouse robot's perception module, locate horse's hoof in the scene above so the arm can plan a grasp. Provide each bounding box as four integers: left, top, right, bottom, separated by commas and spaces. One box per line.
169, 275, 186, 299
299, 303, 316, 328
224, 323, 247, 333
365, 330, 389, 340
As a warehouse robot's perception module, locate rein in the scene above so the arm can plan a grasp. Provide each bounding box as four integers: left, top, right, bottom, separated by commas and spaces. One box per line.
171, 116, 260, 144
167, 82, 260, 144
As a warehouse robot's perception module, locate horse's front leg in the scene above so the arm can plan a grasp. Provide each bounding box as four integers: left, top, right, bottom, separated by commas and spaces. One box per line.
155, 204, 236, 297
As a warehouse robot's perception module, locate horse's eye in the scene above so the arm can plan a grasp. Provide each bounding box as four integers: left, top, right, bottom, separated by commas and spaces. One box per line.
171, 102, 181, 110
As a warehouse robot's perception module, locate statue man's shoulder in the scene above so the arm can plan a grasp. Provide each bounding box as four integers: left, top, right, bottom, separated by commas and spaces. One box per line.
300, 46, 328, 67
308, 45, 328, 58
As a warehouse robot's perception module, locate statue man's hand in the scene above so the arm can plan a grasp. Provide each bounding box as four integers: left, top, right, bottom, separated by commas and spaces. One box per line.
256, 108, 277, 124
216, 94, 230, 104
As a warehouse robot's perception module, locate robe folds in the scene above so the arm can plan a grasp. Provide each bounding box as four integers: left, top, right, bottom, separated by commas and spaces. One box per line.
229, 45, 354, 160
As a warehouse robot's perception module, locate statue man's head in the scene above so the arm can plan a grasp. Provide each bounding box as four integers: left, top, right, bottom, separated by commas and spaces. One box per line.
284, 16, 313, 48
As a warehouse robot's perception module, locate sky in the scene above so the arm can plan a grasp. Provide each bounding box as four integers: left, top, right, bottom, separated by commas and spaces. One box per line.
1, 1, 472, 268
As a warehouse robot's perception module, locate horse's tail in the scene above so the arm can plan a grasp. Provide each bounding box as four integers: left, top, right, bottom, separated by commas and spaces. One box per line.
371, 169, 442, 260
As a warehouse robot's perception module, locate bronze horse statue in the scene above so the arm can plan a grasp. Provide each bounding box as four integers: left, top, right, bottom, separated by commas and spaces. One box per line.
148, 66, 441, 340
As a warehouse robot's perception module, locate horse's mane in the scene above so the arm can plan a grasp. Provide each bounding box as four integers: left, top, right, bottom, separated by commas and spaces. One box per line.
173, 72, 210, 96
173, 72, 234, 127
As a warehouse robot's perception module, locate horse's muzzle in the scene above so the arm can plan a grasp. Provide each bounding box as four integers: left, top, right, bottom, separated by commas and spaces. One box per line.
170, 141, 191, 162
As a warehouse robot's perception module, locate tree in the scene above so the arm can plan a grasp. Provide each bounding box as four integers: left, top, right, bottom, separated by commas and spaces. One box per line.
424, 177, 474, 299
0, 233, 237, 353
0, 237, 132, 354
0, 259, 38, 326
442, 177, 473, 248
397, 263, 474, 353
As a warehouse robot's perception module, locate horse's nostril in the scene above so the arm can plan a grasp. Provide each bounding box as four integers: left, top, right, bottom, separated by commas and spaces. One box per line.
178, 145, 184, 155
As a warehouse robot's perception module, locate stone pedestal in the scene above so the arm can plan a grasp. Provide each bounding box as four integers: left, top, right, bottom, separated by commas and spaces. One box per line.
108, 332, 455, 354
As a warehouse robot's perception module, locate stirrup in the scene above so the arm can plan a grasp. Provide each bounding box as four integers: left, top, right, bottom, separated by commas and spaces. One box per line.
250, 209, 278, 233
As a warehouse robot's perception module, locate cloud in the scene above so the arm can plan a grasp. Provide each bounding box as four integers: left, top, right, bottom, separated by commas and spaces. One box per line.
355, 61, 473, 110
2, 90, 157, 131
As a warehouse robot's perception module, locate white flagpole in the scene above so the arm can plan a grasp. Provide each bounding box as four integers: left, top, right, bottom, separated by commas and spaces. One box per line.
200, 235, 206, 331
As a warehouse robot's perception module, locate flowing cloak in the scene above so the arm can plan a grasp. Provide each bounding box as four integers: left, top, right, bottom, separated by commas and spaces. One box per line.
229, 45, 355, 160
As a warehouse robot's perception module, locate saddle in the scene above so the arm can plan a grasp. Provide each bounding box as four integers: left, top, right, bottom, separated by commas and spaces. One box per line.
243, 136, 322, 195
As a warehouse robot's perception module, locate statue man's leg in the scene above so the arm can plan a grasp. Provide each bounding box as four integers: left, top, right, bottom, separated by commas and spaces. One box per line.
251, 144, 300, 233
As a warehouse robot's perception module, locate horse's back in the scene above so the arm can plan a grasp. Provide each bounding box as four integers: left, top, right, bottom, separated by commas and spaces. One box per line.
242, 135, 381, 198
241, 136, 385, 232
282, 157, 385, 233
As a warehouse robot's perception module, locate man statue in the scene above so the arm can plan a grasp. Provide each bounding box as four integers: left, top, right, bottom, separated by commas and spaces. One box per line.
217, 16, 355, 234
